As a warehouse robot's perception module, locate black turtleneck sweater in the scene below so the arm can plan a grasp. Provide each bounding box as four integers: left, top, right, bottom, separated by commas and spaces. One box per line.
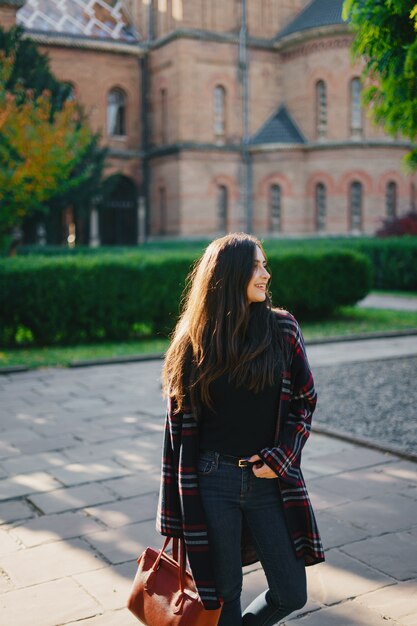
199, 367, 281, 457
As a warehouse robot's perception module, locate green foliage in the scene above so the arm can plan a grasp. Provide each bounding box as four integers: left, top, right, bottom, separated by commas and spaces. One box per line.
0, 26, 106, 251
267, 250, 371, 317
16, 236, 417, 291
0, 54, 92, 243
0, 26, 70, 111
343, 0, 417, 170
0, 250, 371, 346
352, 237, 417, 290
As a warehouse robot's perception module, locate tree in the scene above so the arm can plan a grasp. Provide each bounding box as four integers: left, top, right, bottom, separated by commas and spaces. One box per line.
343, 0, 417, 170
0, 26, 107, 251
0, 53, 92, 248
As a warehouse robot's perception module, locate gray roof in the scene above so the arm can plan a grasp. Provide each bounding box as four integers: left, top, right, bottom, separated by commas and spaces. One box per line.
250, 105, 306, 145
277, 0, 346, 40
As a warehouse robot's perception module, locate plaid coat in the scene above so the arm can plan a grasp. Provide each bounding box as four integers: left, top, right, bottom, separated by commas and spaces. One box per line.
156, 311, 325, 610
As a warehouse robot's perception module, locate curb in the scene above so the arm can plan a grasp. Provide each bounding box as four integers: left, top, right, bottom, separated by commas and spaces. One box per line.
312, 424, 417, 464
1, 328, 417, 375
69, 353, 164, 368
305, 327, 417, 345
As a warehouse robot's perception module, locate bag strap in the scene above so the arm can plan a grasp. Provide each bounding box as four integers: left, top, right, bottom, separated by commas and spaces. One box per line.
144, 537, 189, 614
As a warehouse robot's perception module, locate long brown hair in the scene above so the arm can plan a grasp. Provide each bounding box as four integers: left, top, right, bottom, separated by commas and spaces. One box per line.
162, 233, 284, 414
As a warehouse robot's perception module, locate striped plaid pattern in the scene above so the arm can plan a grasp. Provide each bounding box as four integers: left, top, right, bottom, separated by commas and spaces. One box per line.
156, 311, 324, 610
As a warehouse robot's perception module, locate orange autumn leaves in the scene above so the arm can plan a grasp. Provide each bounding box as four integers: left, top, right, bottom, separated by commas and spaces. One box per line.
0, 53, 92, 234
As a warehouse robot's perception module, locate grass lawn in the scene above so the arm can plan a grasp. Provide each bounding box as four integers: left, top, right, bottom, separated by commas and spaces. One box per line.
1, 306, 417, 370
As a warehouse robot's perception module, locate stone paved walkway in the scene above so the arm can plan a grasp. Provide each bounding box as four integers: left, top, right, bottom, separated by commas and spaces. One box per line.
359, 293, 417, 312
0, 338, 416, 626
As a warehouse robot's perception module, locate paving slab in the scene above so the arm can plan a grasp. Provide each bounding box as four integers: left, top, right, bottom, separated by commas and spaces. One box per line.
315, 510, 369, 550
341, 531, 417, 581
104, 472, 161, 499
1, 451, 70, 476
382, 460, 417, 483
15, 433, 80, 455
28, 482, 117, 514
0, 471, 62, 500
0, 537, 106, 587
284, 599, 399, 625
65, 608, 138, 626
84, 519, 161, 565
74, 561, 137, 611
50, 459, 131, 486
0, 498, 35, 524
0, 529, 23, 555
324, 492, 417, 536
308, 465, 414, 502
306, 548, 394, 606
0, 577, 102, 626
84, 492, 159, 528
354, 579, 417, 625
10, 510, 105, 547
302, 448, 394, 477
0, 441, 20, 460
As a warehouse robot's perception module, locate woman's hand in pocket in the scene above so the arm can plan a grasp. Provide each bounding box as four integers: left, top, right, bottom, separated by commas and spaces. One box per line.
247, 454, 277, 479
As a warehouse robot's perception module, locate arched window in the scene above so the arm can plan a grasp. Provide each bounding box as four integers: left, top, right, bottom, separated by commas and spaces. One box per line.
217, 185, 228, 232
349, 181, 363, 232
386, 181, 397, 219
161, 88, 168, 144
214, 85, 226, 139
350, 77, 362, 138
315, 183, 326, 232
270, 184, 282, 233
316, 80, 327, 139
107, 88, 126, 136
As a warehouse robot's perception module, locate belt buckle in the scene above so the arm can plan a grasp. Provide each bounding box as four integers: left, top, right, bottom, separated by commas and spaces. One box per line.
238, 459, 248, 468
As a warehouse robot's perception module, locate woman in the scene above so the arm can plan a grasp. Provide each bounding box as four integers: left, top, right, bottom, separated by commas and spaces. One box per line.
157, 233, 324, 625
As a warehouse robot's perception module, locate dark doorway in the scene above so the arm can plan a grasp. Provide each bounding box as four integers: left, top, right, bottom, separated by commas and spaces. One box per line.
100, 175, 138, 245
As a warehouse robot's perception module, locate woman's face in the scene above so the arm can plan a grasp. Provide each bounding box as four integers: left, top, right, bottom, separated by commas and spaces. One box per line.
246, 246, 270, 304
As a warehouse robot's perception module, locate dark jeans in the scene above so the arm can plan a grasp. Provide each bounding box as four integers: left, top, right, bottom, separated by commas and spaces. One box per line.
198, 451, 307, 626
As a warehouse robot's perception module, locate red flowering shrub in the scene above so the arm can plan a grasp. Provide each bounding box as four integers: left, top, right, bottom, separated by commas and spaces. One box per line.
376, 212, 417, 237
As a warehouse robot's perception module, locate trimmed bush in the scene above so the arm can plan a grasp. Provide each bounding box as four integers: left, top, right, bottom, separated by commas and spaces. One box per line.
0, 249, 371, 346
267, 250, 371, 317
352, 238, 417, 292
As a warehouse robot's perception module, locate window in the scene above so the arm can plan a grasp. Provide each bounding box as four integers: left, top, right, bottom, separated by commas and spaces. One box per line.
316, 80, 327, 139
217, 185, 228, 232
214, 85, 226, 139
107, 88, 126, 136
386, 182, 397, 219
270, 184, 282, 233
349, 181, 363, 232
161, 88, 168, 144
350, 78, 362, 138
315, 183, 326, 232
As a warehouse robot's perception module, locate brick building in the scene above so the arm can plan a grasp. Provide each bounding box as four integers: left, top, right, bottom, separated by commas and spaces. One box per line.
1, 0, 416, 244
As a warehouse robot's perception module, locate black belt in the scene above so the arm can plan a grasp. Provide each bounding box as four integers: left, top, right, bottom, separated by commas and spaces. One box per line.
202, 451, 253, 468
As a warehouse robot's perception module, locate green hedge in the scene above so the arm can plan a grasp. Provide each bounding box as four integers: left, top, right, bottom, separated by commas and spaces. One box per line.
352, 238, 417, 291
0, 250, 371, 346
17, 236, 417, 292
263, 236, 417, 292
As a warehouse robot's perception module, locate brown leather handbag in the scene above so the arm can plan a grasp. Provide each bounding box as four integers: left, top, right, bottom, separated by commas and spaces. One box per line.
127, 536, 223, 625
